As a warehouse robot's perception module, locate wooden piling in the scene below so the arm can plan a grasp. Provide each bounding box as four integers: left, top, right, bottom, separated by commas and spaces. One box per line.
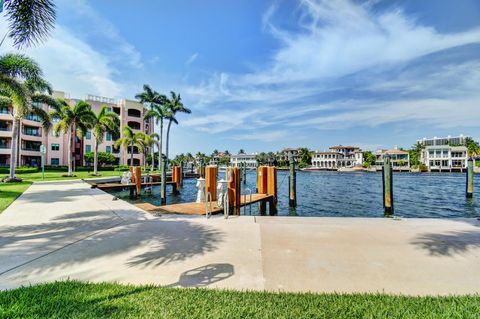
267, 166, 277, 215
227, 167, 241, 215
243, 162, 247, 184
289, 157, 297, 208
382, 155, 394, 215
179, 161, 184, 187
161, 160, 166, 205
257, 166, 268, 214
205, 165, 218, 201
135, 166, 142, 195
466, 157, 474, 198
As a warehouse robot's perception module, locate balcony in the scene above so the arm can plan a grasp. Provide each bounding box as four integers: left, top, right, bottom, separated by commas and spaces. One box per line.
127, 109, 142, 118
127, 121, 142, 130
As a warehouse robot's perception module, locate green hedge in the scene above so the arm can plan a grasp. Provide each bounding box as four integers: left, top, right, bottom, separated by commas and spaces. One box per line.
0, 166, 38, 174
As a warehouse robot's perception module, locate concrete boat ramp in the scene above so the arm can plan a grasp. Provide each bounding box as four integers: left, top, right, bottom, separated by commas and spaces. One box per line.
0, 180, 479, 295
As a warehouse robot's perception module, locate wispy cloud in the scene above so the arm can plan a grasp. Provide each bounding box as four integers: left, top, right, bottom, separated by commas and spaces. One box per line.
182, 0, 480, 139
185, 52, 199, 66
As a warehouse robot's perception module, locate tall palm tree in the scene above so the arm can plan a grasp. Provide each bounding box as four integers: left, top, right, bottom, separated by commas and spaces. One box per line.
144, 132, 160, 172
164, 91, 191, 168
114, 126, 146, 166
51, 100, 95, 176
0, 53, 55, 181
91, 105, 120, 175
2, 0, 56, 48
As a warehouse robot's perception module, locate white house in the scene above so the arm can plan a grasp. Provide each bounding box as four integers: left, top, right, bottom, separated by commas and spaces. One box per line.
230, 153, 258, 168
421, 145, 468, 171
312, 145, 363, 169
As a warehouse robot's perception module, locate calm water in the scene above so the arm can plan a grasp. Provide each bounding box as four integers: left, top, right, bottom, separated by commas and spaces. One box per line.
107, 171, 480, 218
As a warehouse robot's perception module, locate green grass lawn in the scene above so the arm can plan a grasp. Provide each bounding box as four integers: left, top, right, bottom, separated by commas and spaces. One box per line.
8, 170, 123, 182
0, 281, 478, 319
0, 181, 32, 213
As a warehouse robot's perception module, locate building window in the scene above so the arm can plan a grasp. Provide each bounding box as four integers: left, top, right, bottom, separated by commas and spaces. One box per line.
106, 146, 111, 153
51, 158, 59, 166
86, 131, 91, 140
86, 145, 91, 153
106, 132, 112, 141
51, 143, 60, 151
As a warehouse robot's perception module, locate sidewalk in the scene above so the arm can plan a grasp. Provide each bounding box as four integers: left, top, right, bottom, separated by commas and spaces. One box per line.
0, 180, 479, 295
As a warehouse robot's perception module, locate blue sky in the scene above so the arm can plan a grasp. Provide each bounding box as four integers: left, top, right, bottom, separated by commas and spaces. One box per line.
2, 0, 480, 155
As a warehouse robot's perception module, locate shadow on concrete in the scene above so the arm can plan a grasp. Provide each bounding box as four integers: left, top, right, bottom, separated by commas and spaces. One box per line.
0, 210, 224, 276
411, 229, 480, 256
167, 263, 234, 288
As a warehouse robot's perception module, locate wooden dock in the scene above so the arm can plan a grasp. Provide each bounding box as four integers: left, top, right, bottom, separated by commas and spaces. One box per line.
95, 181, 175, 190
135, 193, 274, 215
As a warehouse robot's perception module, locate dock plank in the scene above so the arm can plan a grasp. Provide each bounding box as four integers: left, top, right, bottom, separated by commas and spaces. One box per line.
135, 193, 273, 215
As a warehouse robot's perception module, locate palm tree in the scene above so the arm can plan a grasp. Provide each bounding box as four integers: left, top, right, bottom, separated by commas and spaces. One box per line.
2, 0, 56, 48
114, 126, 146, 166
0, 53, 55, 181
51, 100, 95, 176
90, 105, 120, 175
136, 85, 167, 171
144, 132, 160, 172
164, 91, 191, 168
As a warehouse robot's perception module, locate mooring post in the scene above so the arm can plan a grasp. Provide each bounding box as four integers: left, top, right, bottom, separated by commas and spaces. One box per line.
466, 157, 474, 198
243, 162, 247, 184
257, 166, 268, 215
161, 160, 166, 204
289, 157, 297, 208
382, 155, 393, 215
179, 161, 184, 187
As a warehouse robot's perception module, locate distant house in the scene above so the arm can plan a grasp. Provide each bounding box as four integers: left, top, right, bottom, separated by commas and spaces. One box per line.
230, 153, 258, 168
311, 145, 363, 169
421, 145, 468, 171
374, 147, 410, 170
417, 135, 469, 171
276, 148, 301, 162
210, 152, 229, 165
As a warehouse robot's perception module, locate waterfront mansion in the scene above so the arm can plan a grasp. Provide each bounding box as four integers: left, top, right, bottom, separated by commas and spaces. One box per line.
418, 135, 469, 171
311, 145, 363, 169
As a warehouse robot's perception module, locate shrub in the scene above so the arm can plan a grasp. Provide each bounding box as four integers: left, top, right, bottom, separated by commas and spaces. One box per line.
84, 152, 117, 166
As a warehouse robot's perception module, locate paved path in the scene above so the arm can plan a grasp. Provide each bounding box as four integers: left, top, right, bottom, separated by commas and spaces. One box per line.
0, 180, 479, 295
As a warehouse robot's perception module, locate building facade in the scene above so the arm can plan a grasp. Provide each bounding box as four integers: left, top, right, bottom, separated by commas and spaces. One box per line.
417, 135, 470, 147
230, 153, 258, 168
276, 148, 301, 162
311, 145, 363, 169
374, 148, 410, 170
0, 91, 153, 168
421, 145, 468, 171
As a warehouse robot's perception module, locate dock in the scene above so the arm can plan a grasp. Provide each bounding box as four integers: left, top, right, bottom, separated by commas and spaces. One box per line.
135, 193, 274, 215
94, 181, 175, 190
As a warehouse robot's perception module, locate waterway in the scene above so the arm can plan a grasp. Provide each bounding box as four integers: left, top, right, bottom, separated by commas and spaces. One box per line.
106, 171, 480, 218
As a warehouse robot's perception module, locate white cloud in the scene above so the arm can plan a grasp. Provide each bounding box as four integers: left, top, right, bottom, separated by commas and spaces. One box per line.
183, 0, 480, 135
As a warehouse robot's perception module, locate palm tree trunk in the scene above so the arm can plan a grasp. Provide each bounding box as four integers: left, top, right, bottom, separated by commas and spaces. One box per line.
67, 128, 73, 176
150, 145, 154, 172
93, 138, 98, 175
9, 117, 20, 179
165, 119, 172, 171
130, 143, 134, 165
158, 120, 163, 172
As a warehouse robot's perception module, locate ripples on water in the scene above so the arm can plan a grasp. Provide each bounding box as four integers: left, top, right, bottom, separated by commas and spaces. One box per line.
107, 171, 480, 218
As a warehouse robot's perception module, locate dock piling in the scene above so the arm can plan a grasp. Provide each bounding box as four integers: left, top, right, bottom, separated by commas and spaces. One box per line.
382, 155, 394, 215
466, 157, 474, 198
257, 166, 268, 215
289, 157, 297, 208
161, 160, 166, 204
243, 162, 247, 184
267, 166, 278, 215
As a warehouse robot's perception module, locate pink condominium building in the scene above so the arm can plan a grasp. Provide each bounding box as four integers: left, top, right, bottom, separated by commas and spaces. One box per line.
0, 91, 154, 168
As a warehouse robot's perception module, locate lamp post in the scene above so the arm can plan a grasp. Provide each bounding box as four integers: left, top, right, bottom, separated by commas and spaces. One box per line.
40, 144, 46, 181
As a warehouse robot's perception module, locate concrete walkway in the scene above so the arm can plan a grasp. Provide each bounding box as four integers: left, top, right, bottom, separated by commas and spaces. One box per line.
0, 180, 479, 295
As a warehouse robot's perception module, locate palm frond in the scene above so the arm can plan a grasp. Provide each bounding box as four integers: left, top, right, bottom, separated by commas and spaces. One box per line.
4, 0, 56, 49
